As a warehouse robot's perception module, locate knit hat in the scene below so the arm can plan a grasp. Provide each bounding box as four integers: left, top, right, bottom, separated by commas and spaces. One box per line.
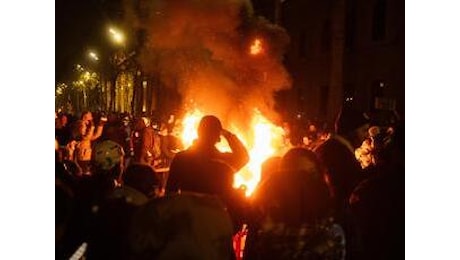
335, 108, 369, 135
92, 140, 125, 171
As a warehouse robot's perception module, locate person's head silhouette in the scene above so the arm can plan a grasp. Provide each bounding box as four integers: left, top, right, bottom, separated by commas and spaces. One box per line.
197, 115, 222, 145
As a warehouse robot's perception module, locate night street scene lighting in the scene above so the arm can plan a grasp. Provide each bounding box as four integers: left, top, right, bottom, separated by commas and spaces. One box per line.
56, 0, 404, 259
88, 51, 99, 61
108, 27, 125, 45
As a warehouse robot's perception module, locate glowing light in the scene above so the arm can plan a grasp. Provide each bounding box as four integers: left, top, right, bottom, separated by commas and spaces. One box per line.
233, 111, 287, 196
75, 64, 84, 71
88, 51, 99, 61
250, 38, 263, 55
180, 108, 287, 196
109, 27, 125, 44
81, 71, 91, 81
181, 109, 205, 149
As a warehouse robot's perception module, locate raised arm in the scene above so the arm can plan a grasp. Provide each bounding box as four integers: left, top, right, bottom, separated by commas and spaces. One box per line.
221, 129, 250, 172
90, 125, 104, 141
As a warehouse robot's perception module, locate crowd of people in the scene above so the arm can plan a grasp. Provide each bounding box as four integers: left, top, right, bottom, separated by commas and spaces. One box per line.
55, 107, 404, 259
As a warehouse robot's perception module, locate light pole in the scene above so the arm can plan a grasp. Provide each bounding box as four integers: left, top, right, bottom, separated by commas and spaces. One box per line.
73, 64, 86, 113
109, 27, 125, 46
87, 50, 105, 111
108, 26, 136, 114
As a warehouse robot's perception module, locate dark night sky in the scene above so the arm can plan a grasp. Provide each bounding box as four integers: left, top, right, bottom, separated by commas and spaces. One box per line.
55, 0, 121, 82
55, 0, 272, 83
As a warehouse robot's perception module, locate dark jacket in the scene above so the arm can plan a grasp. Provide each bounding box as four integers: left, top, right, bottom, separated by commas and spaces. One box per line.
167, 136, 249, 227
314, 135, 363, 217
167, 146, 235, 197
132, 126, 157, 165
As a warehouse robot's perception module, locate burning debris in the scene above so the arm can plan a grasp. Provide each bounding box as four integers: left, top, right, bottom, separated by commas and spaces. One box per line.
180, 108, 289, 196
249, 38, 263, 56
127, 0, 293, 195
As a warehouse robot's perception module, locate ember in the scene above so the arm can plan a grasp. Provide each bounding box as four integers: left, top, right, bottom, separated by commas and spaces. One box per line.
250, 38, 263, 55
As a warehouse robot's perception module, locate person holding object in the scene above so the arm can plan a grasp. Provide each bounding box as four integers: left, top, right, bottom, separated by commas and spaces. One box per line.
75, 111, 107, 175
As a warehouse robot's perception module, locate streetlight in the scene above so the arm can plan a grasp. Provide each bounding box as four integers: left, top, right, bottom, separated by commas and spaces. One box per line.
108, 27, 125, 45
75, 64, 84, 71
88, 51, 99, 61
108, 26, 134, 113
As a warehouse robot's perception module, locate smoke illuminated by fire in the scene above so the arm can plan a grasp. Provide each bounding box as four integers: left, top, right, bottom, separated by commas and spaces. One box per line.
134, 0, 291, 121
180, 108, 288, 196
180, 109, 205, 149
125, 0, 293, 195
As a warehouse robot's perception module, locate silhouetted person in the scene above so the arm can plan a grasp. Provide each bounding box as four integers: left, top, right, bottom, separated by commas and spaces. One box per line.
157, 123, 182, 169
314, 107, 369, 220
250, 156, 281, 204
121, 163, 161, 199
55, 113, 71, 147
87, 163, 159, 260
348, 123, 405, 260
56, 160, 78, 259
314, 107, 370, 260
74, 112, 106, 175
131, 117, 158, 166
100, 113, 125, 147
128, 192, 235, 260
245, 148, 344, 260
167, 115, 249, 226
59, 140, 124, 259
167, 115, 249, 195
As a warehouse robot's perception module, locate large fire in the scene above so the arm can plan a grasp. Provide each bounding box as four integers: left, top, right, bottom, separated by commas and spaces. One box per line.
180, 108, 287, 196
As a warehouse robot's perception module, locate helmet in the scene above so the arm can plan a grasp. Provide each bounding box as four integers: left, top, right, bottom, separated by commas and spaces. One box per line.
92, 140, 125, 171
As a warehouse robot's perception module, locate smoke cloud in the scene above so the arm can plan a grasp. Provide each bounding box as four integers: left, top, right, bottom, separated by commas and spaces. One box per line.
131, 0, 291, 129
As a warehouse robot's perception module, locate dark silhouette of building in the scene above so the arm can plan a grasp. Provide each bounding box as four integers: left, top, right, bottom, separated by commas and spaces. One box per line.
253, 0, 404, 123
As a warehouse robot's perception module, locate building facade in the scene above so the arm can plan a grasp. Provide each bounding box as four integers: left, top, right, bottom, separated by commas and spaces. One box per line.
254, 0, 404, 124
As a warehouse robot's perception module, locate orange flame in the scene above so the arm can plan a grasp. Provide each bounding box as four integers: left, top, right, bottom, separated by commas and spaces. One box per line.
180, 109, 205, 149
180, 108, 287, 196
249, 38, 263, 55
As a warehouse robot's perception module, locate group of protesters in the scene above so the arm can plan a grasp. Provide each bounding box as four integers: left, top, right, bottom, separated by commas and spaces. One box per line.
56, 107, 404, 260
55, 111, 182, 173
